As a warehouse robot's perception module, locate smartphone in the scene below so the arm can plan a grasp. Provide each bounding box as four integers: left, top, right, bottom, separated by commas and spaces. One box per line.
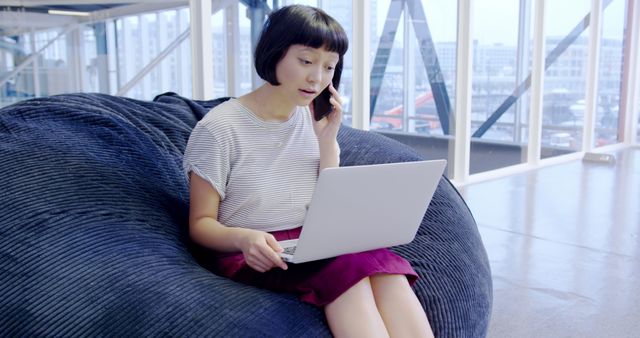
313, 61, 343, 121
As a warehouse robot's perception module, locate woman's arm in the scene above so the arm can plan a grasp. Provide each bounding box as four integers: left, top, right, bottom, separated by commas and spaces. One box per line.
189, 173, 288, 272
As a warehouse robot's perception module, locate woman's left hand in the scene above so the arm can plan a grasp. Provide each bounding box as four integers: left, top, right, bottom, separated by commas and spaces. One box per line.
310, 83, 343, 144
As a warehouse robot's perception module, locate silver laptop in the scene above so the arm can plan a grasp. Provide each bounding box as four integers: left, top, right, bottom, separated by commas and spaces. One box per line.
278, 159, 447, 264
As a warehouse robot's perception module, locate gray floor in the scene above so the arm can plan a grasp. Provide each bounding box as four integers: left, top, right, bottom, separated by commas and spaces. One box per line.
458, 147, 640, 338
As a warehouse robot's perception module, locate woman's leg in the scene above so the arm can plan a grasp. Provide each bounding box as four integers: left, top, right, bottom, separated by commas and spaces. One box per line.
324, 277, 390, 338
370, 274, 435, 338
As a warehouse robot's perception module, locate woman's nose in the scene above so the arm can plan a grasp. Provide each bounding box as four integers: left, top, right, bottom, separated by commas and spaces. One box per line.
307, 66, 322, 83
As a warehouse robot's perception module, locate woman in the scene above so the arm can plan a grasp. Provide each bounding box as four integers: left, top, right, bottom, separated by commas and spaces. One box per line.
183, 5, 434, 337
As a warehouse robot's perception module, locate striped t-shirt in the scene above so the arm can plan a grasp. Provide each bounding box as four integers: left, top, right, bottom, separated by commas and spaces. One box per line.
183, 99, 320, 232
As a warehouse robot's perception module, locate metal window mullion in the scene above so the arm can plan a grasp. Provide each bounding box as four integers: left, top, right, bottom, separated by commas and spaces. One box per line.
623, 0, 640, 145
583, 0, 603, 151
527, 0, 545, 164
176, 9, 187, 96
106, 20, 117, 94
225, 1, 240, 97
452, 0, 473, 182
30, 29, 40, 97
515, 0, 532, 145
68, 25, 86, 92
403, 1, 415, 133
190, 0, 214, 100
352, 0, 370, 130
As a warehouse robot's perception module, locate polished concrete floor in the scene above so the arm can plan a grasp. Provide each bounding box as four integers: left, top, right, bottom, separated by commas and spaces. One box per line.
458, 147, 640, 338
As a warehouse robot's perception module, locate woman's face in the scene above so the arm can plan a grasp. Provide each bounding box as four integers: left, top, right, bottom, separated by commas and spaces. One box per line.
274, 44, 339, 106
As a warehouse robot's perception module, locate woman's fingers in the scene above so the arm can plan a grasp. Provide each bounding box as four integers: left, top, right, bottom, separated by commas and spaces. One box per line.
246, 250, 272, 271
243, 232, 287, 272
263, 236, 288, 270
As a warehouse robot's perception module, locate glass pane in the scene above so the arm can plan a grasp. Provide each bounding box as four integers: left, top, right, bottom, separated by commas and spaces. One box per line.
595, 0, 626, 147
322, 1, 353, 126
471, 0, 527, 173
237, 2, 253, 96
542, 0, 590, 158
411, 0, 457, 137
370, 0, 404, 132
371, 0, 457, 134
369, 0, 457, 172
115, 7, 191, 100
212, 7, 226, 98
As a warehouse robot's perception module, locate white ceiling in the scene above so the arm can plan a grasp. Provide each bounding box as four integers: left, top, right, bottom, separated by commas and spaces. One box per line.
0, 1, 188, 36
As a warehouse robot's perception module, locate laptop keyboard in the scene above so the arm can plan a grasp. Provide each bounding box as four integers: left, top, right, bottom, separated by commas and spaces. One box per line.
282, 245, 297, 255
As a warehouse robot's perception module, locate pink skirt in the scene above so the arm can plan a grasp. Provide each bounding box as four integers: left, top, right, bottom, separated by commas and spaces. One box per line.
211, 227, 418, 306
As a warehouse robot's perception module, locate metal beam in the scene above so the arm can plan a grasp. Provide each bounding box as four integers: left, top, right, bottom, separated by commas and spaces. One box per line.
370, 0, 403, 119
406, 0, 452, 135
369, 0, 453, 135
116, 27, 189, 96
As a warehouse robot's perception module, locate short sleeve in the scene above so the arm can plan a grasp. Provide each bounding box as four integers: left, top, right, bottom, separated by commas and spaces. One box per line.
183, 123, 230, 199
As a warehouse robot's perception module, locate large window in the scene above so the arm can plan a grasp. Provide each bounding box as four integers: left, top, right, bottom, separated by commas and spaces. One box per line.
470, 0, 530, 173
114, 7, 191, 100
541, 0, 591, 158
595, 0, 627, 147
2, 0, 639, 181
370, 0, 457, 137
322, 0, 354, 126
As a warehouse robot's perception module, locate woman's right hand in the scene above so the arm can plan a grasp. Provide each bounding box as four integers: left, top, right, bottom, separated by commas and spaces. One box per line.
237, 229, 288, 272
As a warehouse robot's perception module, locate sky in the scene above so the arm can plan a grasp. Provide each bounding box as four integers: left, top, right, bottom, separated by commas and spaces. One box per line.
374, 0, 626, 46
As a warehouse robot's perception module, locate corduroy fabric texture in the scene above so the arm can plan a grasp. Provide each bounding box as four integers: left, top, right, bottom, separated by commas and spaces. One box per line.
0, 92, 491, 337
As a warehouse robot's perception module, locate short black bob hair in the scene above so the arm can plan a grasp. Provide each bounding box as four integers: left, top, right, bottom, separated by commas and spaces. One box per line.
254, 5, 349, 86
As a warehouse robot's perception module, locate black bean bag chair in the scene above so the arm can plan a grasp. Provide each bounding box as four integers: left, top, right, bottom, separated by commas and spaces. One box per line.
0, 92, 492, 337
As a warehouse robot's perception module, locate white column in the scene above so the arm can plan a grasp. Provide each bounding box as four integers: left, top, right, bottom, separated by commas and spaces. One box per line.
190, 0, 214, 100
527, 0, 545, 164
30, 29, 40, 97
352, 0, 371, 130
582, 0, 603, 151
67, 25, 86, 93
451, 0, 473, 182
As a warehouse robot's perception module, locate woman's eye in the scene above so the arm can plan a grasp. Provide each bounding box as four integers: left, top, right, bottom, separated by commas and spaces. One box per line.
299, 58, 311, 65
